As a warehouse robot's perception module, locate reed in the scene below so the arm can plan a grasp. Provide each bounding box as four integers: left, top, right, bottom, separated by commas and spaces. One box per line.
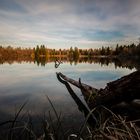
0, 100, 140, 140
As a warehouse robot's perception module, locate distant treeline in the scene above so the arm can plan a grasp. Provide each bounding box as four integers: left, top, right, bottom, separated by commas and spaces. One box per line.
0, 44, 140, 69
34, 43, 140, 58
0, 46, 33, 59
0, 43, 140, 60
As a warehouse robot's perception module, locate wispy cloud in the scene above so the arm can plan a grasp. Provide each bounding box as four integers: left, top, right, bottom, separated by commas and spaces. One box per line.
0, 0, 140, 48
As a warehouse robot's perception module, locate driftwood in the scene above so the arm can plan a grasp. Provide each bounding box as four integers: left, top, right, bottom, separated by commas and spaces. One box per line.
57, 71, 140, 109
54, 59, 62, 68
57, 73, 99, 100
56, 73, 98, 127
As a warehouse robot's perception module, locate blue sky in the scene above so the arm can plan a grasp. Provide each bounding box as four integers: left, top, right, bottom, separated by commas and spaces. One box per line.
0, 0, 140, 49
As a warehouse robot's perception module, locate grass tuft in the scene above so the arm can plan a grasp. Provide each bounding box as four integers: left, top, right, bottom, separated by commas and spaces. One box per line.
0, 99, 140, 140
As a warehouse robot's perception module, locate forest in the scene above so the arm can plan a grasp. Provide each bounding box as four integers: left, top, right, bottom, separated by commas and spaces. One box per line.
0, 43, 140, 62
0, 43, 140, 65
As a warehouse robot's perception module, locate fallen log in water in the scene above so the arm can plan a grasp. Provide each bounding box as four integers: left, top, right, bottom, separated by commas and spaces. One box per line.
56, 72, 98, 127
57, 71, 140, 109
57, 72, 99, 100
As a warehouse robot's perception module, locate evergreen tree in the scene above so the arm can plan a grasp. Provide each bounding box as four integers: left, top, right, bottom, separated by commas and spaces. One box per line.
73, 47, 79, 59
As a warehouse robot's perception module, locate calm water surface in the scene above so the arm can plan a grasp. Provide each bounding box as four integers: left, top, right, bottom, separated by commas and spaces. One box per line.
0, 61, 136, 133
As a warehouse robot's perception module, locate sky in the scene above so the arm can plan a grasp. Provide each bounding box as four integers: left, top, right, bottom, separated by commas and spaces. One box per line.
0, 0, 140, 49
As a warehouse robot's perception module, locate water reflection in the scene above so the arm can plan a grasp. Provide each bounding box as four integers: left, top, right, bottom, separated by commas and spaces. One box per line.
0, 58, 137, 136
0, 56, 140, 70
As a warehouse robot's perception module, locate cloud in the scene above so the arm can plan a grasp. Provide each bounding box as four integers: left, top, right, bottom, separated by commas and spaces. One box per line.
0, 0, 140, 48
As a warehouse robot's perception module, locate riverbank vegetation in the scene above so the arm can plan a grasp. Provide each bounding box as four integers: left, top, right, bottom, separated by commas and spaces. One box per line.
0, 43, 140, 60
0, 43, 140, 69
0, 99, 140, 140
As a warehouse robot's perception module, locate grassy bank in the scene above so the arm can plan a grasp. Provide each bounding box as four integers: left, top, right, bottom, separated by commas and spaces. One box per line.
0, 99, 140, 140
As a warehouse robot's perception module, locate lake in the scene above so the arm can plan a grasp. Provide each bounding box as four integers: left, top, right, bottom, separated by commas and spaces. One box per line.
0, 59, 136, 136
